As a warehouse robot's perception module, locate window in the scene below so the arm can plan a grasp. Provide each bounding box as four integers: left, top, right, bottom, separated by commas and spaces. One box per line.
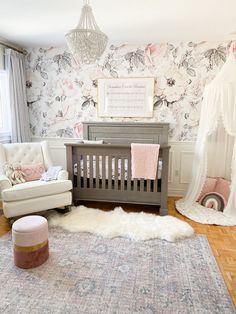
0, 70, 11, 142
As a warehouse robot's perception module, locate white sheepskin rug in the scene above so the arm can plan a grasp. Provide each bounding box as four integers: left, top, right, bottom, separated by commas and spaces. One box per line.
48, 206, 194, 242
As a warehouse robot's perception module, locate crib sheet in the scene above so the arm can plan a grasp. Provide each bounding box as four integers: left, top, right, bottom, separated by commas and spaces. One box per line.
74, 158, 162, 180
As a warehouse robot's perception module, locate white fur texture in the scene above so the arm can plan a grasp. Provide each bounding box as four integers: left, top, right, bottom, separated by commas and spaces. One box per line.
48, 206, 194, 242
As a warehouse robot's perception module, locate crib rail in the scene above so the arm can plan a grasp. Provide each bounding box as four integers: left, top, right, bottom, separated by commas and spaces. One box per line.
65, 143, 170, 210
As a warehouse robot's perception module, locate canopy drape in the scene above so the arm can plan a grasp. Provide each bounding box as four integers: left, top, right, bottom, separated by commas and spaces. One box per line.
176, 46, 236, 226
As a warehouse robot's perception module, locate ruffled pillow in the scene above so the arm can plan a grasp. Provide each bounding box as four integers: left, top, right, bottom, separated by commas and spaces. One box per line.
197, 177, 217, 201
214, 178, 230, 203
21, 163, 45, 182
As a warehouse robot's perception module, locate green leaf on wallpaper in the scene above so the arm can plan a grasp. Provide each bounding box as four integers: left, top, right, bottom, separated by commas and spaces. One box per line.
172, 48, 178, 58
110, 70, 118, 78
188, 42, 196, 47
154, 98, 163, 107
124, 52, 133, 60
182, 60, 188, 68
40, 71, 48, 79
214, 53, 221, 66
105, 62, 111, 70
214, 49, 226, 65
133, 57, 139, 68
204, 49, 213, 58
136, 50, 145, 64
186, 68, 196, 77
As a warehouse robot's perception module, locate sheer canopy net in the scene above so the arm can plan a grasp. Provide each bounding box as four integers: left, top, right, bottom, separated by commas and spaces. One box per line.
176, 43, 236, 225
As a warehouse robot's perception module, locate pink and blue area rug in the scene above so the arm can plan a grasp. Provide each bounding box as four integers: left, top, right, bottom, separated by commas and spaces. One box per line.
0, 229, 235, 313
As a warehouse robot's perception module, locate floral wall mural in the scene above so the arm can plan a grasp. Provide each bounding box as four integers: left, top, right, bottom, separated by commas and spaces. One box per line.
25, 41, 230, 141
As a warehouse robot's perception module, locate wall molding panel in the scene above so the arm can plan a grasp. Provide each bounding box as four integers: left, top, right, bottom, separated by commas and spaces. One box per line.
168, 151, 173, 184
180, 151, 195, 184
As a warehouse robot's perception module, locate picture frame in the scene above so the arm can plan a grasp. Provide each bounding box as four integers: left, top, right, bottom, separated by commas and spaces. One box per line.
98, 77, 154, 117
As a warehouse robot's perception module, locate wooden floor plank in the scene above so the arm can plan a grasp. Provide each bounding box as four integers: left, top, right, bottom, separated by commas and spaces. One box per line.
0, 198, 235, 306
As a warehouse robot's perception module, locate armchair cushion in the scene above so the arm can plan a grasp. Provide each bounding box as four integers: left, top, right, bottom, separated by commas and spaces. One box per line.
2, 180, 72, 202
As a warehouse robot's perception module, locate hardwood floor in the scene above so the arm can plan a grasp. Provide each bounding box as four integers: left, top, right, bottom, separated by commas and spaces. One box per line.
0, 198, 236, 306
0, 210, 10, 237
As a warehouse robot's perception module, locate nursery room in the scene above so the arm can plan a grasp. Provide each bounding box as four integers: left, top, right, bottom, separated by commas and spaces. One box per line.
0, 0, 236, 312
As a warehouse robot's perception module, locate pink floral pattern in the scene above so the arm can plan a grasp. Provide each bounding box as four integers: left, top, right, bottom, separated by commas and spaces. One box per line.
25, 41, 232, 141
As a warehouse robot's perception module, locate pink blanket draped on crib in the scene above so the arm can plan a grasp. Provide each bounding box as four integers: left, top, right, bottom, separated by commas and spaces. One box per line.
131, 143, 160, 180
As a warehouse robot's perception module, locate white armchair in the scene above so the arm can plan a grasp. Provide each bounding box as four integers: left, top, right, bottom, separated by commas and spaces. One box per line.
0, 141, 72, 219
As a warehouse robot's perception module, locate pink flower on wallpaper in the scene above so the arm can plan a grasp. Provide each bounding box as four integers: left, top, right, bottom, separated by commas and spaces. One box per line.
62, 79, 74, 90
47, 79, 77, 98
145, 43, 167, 66
231, 42, 236, 58
61, 79, 78, 97
74, 122, 83, 138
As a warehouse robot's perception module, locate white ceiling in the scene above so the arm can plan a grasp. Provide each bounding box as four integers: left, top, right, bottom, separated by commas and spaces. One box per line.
0, 0, 236, 48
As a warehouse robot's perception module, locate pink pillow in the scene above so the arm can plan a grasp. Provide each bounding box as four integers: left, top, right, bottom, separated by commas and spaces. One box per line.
21, 163, 45, 182
214, 178, 231, 203
197, 177, 217, 201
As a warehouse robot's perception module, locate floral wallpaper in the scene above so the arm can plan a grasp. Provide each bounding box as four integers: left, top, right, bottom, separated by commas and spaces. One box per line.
25, 41, 231, 141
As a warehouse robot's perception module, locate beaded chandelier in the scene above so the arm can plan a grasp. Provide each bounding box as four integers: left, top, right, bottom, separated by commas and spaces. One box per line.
65, 0, 108, 64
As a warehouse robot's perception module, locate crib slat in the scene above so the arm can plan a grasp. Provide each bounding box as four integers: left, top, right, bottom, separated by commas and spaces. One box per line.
115, 156, 119, 190
134, 178, 138, 191
154, 179, 158, 192
108, 156, 112, 189
83, 155, 88, 188
140, 178, 144, 192
147, 180, 151, 192
127, 155, 131, 191
96, 155, 99, 188
102, 155, 106, 189
89, 155, 93, 188
76, 150, 81, 188
120, 157, 125, 190
153, 158, 159, 192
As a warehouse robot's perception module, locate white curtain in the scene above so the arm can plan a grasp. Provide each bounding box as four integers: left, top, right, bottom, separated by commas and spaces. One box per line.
207, 120, 233, 180
176, 52, 236, 224
5, 49, 31, 143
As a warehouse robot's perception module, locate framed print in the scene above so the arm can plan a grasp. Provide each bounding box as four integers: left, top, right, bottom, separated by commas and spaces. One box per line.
98, 77, 154, 117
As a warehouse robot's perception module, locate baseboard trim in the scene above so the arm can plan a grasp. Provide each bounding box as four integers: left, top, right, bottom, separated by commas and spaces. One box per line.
168, 188, 185, 197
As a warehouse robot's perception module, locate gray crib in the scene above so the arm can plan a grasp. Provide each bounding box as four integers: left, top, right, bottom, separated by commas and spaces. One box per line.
65, 122, 170, 215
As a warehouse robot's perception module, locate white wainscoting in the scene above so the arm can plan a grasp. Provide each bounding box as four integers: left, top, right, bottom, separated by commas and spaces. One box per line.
32, 137, 196, 197
168, 142, 195, 196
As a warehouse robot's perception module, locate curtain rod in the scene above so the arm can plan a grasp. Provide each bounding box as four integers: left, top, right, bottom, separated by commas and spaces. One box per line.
0, 40, 27, 55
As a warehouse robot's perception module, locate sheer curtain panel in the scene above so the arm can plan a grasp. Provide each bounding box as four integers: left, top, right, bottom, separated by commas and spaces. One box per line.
5, 49, 30, 143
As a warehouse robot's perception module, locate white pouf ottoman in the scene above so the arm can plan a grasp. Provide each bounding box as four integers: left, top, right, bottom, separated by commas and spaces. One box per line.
12, 216, 49, 269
